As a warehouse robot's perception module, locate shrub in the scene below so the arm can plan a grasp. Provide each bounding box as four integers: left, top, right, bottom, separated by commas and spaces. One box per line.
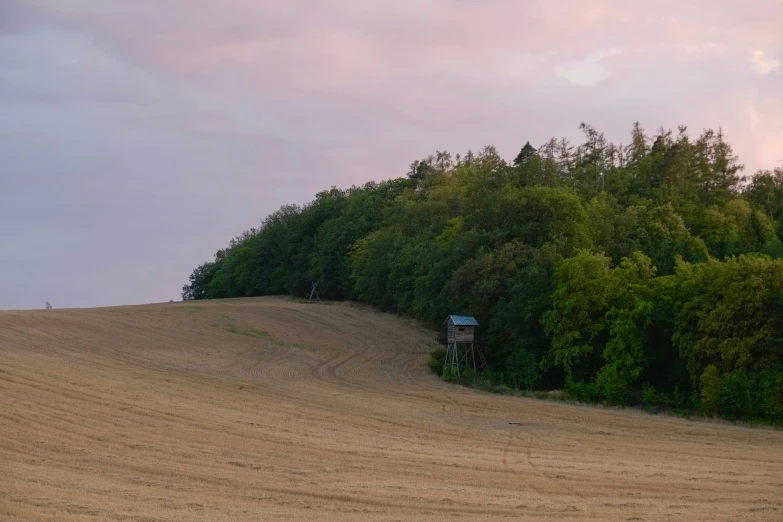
481, 367, 503, 386
641, 384, 659, 410
717, 369, 755, 418
458, 367, 479, 386
700, 365, 722, 414
442, 363, 458, 382
594, 364, 632, 405
428, 348, 447, 375
758, 369, 783, 420
669, 385, 691, 410
565, 378, 598, 403
505, 350, 541, 390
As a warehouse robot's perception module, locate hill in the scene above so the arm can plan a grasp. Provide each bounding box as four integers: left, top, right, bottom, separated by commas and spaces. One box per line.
183, 125, 783, 421
1, 298, 782, 521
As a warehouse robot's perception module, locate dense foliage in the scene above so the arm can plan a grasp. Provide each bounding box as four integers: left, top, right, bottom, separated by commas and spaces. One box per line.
184, 123, 783, 422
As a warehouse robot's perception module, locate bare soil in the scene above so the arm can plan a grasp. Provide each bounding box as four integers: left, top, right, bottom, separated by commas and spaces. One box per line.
1, 297, 782, 521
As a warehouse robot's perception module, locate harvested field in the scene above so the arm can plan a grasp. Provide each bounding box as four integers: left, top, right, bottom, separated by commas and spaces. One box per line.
1, 297, 782, 521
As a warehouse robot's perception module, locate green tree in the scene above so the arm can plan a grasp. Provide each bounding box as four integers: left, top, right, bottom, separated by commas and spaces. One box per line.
594, 253, 656, 403
542, 251, 611, 381
513, 141, 537, 166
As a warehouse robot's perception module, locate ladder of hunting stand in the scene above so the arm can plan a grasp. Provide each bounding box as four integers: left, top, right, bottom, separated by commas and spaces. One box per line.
309, 281, 320, 303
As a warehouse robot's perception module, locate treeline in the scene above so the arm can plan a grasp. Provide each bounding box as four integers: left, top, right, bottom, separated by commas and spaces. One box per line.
184, 123, 783, 422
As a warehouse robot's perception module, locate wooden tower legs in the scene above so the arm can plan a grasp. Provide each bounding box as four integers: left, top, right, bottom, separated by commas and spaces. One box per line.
445, 342, 486, 374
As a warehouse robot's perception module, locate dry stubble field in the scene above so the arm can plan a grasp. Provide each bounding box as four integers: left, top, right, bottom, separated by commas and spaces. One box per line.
1, 297, 782, 521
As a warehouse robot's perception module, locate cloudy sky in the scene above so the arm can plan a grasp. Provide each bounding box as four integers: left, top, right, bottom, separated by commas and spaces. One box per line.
1, 0, 781, 309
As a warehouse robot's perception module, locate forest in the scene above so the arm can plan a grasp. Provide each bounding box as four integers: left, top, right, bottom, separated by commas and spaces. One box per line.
183, 123, 783, 423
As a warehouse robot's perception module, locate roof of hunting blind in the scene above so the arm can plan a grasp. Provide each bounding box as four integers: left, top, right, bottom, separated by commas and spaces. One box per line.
447, 315, 479, 326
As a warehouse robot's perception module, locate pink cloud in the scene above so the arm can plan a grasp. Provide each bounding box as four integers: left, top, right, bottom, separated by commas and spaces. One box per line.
19, 0, 783, 174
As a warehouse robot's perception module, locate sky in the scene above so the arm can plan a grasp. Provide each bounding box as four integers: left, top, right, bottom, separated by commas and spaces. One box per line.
1, 0, 781, 310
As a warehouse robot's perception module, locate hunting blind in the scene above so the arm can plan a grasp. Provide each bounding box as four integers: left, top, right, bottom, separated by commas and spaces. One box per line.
444, 315, 486, 373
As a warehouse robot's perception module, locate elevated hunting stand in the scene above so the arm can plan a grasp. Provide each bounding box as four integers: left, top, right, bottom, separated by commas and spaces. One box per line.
444, 315, 486, 373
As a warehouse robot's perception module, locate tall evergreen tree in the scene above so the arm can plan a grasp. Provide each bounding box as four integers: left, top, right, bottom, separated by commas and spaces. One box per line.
514, 141, 537, 166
